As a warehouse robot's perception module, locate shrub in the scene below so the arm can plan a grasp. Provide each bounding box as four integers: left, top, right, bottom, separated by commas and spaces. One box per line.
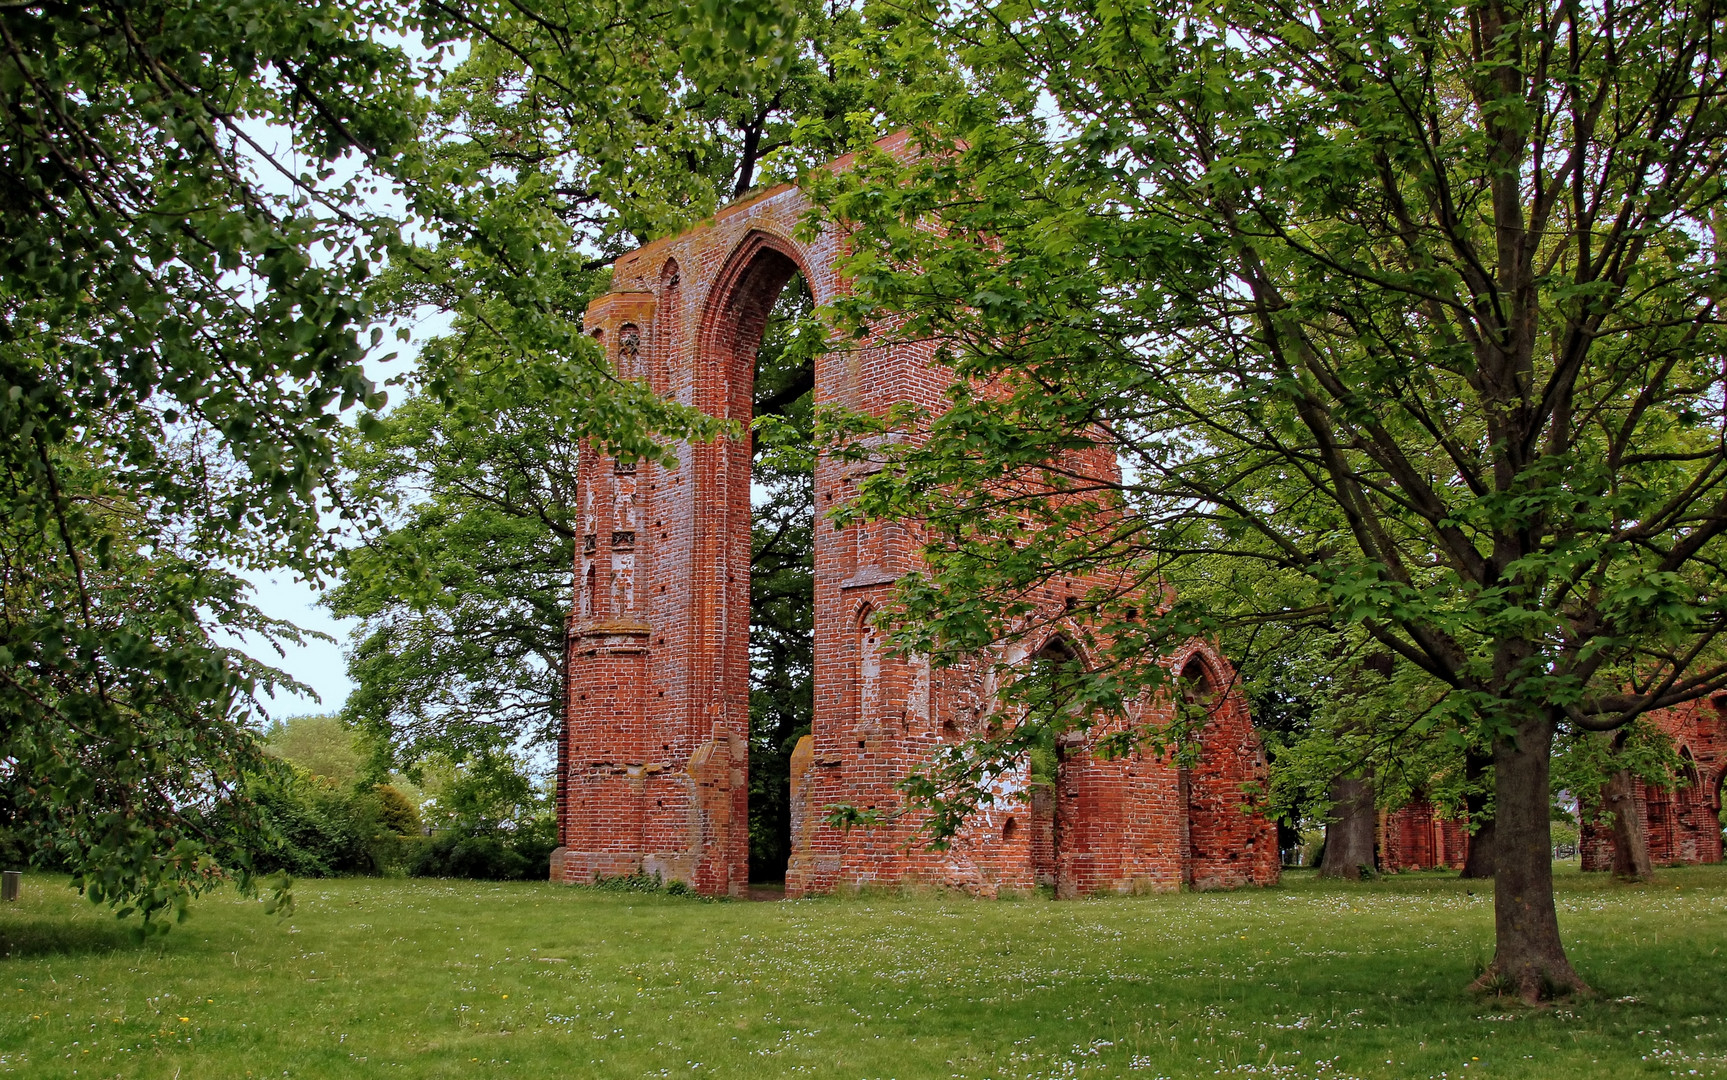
373, 784, 421, 836
407, 832, 553, 881
403, 750, 555, 881
242, 769, 420, 878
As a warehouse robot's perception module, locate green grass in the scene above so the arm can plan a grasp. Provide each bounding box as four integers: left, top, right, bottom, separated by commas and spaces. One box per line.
2, 864, 1724, 1079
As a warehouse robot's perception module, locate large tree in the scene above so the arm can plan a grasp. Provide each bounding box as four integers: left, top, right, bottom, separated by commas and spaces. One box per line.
812, 0, 1727, 998
0, 0, 440, 926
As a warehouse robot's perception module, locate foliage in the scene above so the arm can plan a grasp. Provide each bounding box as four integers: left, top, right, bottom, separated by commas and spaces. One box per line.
810, 0, 1727, 995
1552, 720, 1684, 821
417, 751, 548, 836
419, 0, 878, 256
263, 714, 373, 790
402, 750, 555, 880
330, 264, 611, 762
373, 784, 423, 837
333, 0, 869, 772
241, 711, 424, 878
0, 0, 448, 929
8, 867, 1727, 1076
407, 833, 547, 881
243, 769, 391, 879
1240, 629, 1479, 833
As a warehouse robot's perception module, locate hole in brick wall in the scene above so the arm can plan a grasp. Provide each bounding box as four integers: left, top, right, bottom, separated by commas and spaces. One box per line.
857, 740, 866, 749
1002, 817, 1018, 842
1024, 634, 1087, 895
942, 720, 960, 741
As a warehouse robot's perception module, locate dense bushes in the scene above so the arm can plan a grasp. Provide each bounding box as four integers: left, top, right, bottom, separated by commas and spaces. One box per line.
406, 832, 555, 881
406, 753, 555, 881
247, 771, 422, 878
247, 715, 555, 881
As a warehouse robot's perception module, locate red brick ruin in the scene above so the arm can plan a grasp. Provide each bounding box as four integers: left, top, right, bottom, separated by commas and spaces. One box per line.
1376, 698, 1727, 874
551, 135, 1279, 898
1579, 698, 1727, 871
1378, 803, 1471, 873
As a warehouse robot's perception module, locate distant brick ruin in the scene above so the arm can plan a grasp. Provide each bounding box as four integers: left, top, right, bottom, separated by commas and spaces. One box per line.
1579, 697, 1727, 871
551, 134, 1280, 898
1378, 802, 1471, 873
1374, 698, 1726, 875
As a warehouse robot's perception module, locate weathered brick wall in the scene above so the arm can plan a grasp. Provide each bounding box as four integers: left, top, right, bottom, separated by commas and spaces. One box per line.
554, 135, 1279, 897
1580, 697, 1727, 871
1378, 803, 1470, 872
1174, 646, 1281, 890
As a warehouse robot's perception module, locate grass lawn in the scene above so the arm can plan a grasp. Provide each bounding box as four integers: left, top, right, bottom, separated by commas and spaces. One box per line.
0, 863, 1723, 1079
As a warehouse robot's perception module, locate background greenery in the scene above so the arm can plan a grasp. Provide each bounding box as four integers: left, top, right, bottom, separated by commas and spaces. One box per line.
236, 714, 554, 883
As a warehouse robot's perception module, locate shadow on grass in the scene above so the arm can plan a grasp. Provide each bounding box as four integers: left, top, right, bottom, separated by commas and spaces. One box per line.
0, 916, 135, 960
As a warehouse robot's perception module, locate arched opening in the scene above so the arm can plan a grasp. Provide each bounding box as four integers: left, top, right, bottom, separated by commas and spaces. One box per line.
1025, 634, 1085, 892
655, 259, 681, 394
1676, 747, 1703, 862
1179, 656, 1217, 707
716, 244, 818, 888
857, 603, 882, 725
1716, 769, 1727, 863
1176, 654, 1219, 885
1645, 772, 1674, 865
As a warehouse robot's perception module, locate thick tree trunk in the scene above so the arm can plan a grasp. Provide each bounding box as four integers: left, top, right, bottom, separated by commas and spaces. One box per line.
1461, 748, 1496, 879
1601, 769, 1653, 881
1472, 715, 1588, 1001
1320, 776, 1376, 880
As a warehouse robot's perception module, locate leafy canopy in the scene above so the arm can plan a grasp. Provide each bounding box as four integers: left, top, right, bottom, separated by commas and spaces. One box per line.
0, 0, 449, 928
809, 0, 1727, 996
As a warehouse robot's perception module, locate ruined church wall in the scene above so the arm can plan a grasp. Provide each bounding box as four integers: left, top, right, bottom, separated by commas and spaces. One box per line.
1579, 697, 1727, 872
556, 134, 1279, 897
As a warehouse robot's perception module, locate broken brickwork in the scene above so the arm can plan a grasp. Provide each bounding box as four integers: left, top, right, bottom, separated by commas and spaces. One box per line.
1580, 697, 1727, 871
552, 134, 1279, 897
1377, 803, 1470, 872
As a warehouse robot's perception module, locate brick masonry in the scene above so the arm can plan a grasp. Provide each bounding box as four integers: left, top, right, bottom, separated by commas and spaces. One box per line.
1580, 697, 1727, 871
1377, 803, 1471, 872
1379, 697, 1727, 874
551, 135, 1280, 898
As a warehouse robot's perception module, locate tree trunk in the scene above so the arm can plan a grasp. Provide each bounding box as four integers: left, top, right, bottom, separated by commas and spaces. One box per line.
1320, 775, 1376, 880
1461, 748, 1496, 878
1472, 714, 1588, 1001
1601, 769, 1653, 881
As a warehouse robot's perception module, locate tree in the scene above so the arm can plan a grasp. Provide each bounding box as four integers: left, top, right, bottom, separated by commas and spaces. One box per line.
0, 0, 439, 928
1245, 629, 1476, 879
330, 265, 611, 764
264, 714, 370, 789
812, 0, 1727, 999
1552, 717, 1682, 880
